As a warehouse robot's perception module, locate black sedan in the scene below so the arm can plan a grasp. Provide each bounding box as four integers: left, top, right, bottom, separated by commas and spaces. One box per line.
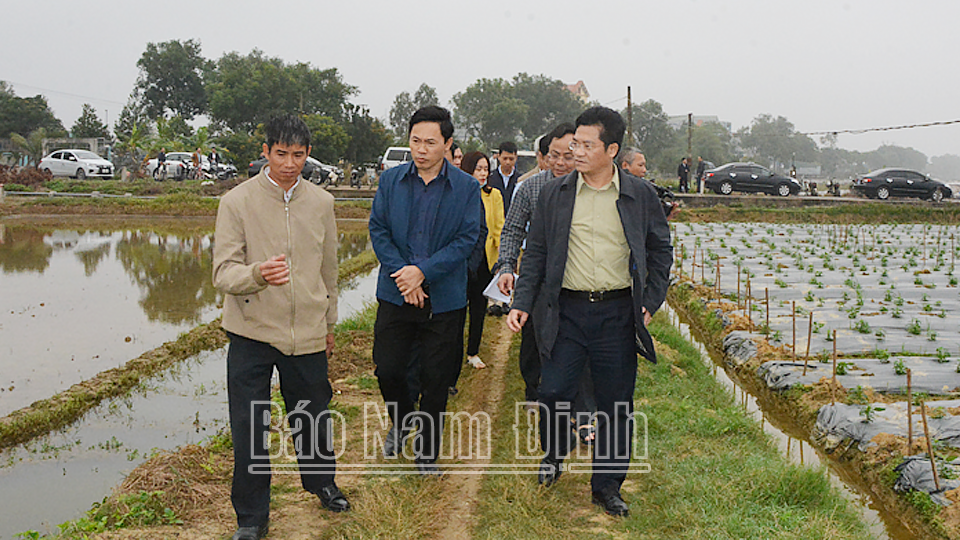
703, 163, 801, 197
851, 168, 951, 202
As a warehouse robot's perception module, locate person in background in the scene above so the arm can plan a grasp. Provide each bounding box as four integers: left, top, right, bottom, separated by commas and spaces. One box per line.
461, 151, 504, 370
677, 157, 690, 193
487, 141, 520, 214
695, 156, 706, 193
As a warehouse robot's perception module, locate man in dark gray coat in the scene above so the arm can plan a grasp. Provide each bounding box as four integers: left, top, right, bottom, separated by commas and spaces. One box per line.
507, 106, 672, 517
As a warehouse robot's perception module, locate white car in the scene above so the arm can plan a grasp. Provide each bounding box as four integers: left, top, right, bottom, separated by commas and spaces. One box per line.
379, 147, 412, 171
39, 149, 114, 179
145, 152, 208, 179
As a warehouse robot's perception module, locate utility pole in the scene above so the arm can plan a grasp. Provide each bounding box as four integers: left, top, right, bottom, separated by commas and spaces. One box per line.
626, 86, 633, 146
687, 112, 694, 193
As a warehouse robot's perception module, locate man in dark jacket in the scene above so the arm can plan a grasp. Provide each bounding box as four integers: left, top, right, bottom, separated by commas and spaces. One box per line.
507, 106, 673, 517
369, 106, 481, 476
677, 157, 690, 193
486, 141, 520, 214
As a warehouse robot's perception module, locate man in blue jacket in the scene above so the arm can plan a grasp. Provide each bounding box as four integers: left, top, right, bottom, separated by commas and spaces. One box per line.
369, 106, 481, 476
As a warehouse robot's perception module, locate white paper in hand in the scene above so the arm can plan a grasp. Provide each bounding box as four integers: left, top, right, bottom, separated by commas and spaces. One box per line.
483, 273, 516, 304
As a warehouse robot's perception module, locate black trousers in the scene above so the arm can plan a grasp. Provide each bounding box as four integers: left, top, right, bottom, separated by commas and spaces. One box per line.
466, 259, 494, 357
519, 320, 541, 402
539, 294, 637, 495
373, 300, 465, 462
226, 332, 335, 528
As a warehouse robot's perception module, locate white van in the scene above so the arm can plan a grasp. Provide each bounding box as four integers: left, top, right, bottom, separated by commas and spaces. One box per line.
380, 147, 412, 171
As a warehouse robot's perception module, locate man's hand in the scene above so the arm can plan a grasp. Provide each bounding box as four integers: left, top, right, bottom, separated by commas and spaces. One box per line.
497, 272, 515, 296
402, 286, 428, 309
325, 333, 335, 357
390, 265, 425, 296
642, 307, 652, 326
260, 254, 290, 285
506, 309, 528, 333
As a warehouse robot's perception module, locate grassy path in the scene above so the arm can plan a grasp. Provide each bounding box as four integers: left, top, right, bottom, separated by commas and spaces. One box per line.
37, 311, 875, 539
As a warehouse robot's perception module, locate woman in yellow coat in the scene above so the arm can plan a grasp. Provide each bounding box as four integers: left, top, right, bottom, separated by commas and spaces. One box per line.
461, 151, 504, 369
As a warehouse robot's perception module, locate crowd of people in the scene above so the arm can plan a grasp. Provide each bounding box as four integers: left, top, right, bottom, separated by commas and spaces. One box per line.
212, 105, 674, 539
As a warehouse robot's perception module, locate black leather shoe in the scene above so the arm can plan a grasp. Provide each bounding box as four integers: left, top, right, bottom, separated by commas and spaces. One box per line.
416, 460, 443, 477
232, 523, 268, 540
383, 426, 407, 458
592, 490, 629, 517
316, 484, 350, 512
538, 457, 562, 487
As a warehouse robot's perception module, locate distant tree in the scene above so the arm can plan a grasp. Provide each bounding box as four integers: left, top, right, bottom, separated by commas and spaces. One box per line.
622, 99, 680, 174
114, 90, 152, 143
207, 50, 355, 134
135, 39, 210, 120
929, 154, 960, 182
213, 130, 262, 170
388, 83, 439, 138
819, 147, 867, 178
738, 114, 818, 170
302, 114, 350, 164
9, 128, 48, 166
511, 73, 586, 142
71, 104, 111, 139
864, 144, 928, 172
453, 78, 526, 149
0, 83, 66, 138
343, 105, 392, 164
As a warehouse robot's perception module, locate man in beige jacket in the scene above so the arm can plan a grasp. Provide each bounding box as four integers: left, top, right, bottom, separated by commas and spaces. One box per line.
213, 115, 346, 540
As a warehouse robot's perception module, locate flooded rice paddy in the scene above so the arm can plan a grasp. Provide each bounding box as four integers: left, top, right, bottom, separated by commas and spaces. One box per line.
0, 218, 375, 538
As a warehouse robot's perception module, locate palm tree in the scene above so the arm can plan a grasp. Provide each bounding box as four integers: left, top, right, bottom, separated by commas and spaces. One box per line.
9, 128, 47, 166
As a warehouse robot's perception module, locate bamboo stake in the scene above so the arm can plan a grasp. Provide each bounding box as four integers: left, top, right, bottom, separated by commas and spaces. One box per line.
803, 311, 813, 376
700, 247, 704, 283
831, 330, 838, 405
737, 267, 741, 311
691, 245, 696, 284
716, 257, 721, 305
792, 301, 797, 361
746, 274, 752, 331
765, 288, 770, 332
919, 402, 942, 492
907, 368, 913, 454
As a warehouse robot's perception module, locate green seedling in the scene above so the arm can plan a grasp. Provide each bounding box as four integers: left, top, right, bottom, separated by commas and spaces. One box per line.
874, 348, 891, 362
906, 319, 922, 336
936, 347, 950, 363
836, 361, 854, 376
854, 319, 871, 334
875, 328, 886, 341
894, 359, 908, 375
860, 404, 886, 423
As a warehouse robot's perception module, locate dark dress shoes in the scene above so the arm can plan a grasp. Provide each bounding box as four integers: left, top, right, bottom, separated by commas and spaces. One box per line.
232, 523, 268, 540
416, 460, 443, 477
383, 426, 408, 458
316, 484, 351, 512
592, 490, 629, 517
538, 457, 563, 487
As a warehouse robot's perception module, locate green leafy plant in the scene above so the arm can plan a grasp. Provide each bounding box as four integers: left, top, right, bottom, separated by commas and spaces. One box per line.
906, 319, 922, 336
853, 319, 871, 334
894, 359, 908, 375
874, 348, 891, 362
936, 347, 950, 363
875, 328, 886, 341
835, 361, 854, 376
860, 403, 886, 423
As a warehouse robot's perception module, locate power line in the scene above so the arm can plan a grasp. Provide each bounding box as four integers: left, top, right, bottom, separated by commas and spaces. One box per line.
3, 80, 127, 107
804, 119, 960, 136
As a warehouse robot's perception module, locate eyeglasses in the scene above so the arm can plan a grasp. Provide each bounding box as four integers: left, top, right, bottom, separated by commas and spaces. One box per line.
547, 151, 575, 162
569, 140, 602, 152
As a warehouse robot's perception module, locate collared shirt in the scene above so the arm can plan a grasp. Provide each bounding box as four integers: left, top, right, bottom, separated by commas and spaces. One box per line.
265, 166, 300, 204
407, 162, 448, 266
561, 168, 631, 291
496, 169, 554, 275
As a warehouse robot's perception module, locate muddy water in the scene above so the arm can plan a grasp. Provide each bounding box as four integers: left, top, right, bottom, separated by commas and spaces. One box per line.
664, 304, 916, 540
0, 263, 379, 539
0, 220, 370, 418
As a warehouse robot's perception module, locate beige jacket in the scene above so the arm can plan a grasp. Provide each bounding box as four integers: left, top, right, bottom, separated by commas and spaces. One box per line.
213, 171, 338, 356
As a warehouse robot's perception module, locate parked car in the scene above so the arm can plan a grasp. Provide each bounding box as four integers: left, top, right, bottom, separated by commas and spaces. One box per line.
145, 153, 191, 179
379, 147, 412, 171
703, 162, 801, 196
38, 149, 114, 179
851, 168, 951, 202
247, 156, 338, 185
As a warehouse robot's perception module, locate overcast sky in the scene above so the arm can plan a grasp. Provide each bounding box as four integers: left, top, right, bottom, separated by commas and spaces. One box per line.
2, 0, 958, 158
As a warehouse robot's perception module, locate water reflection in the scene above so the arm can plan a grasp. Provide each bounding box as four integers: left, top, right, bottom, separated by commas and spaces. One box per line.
0, 226, 53, 273
0, 219, 371, 418
115, 231, 217, 324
